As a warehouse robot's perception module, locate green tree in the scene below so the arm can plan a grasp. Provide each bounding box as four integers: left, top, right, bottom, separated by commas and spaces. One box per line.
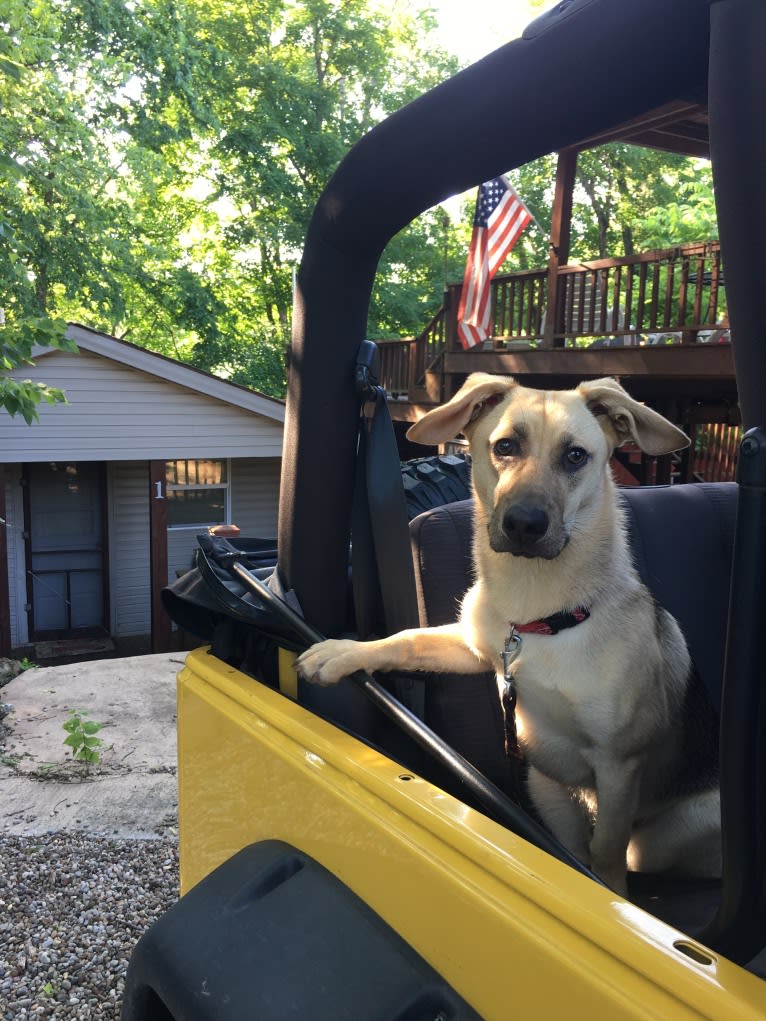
1, 0, 718, 405
572, 144, 716, 259
0, 313, 75, 423
635, 160, 717, 250
0, 0, 74, 420
512, 144, 717, 266
183, 0, 459, 372
0, 0, 223, 343
1, 0, 462, 397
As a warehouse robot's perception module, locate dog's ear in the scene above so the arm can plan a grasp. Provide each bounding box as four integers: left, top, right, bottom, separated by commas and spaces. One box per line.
407, 373, 517, 445
577, 377, 689, 455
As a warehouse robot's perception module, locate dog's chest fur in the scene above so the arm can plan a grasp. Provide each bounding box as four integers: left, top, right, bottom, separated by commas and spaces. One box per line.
480, 617, 629, 786
462, 552, 682, 792
510, 629, 635, 788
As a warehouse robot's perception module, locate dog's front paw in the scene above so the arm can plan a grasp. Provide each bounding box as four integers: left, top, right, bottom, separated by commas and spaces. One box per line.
295, 639, 369, 686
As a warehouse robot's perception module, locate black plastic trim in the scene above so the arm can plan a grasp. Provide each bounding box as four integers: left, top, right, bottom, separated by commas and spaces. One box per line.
121, 840, 483, 1021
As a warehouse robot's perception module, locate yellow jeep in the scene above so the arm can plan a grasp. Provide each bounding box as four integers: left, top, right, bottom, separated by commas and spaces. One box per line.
123, 1, 766, 1017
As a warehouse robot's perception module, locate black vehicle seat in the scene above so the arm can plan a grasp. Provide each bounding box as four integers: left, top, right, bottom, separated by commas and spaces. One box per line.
409, 482, 742, 940
409, 483, 738, 712
405, 498, 514, 792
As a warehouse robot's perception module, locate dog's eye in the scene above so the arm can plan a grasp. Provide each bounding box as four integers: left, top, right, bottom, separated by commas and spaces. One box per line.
564, 446, 589, 468
493, 437, 519, 458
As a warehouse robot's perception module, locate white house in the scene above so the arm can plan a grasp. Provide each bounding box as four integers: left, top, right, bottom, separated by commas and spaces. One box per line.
0, 323, 285, 656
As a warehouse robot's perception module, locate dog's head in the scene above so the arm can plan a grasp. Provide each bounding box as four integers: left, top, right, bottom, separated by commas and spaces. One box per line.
407, 374, 689, 559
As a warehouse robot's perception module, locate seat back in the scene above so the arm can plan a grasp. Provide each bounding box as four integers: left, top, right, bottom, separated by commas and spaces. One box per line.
409, 501, 515, 792
410, 483, 738, 711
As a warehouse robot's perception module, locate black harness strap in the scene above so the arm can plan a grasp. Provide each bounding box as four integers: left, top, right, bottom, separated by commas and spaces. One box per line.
353, 343, 424, 717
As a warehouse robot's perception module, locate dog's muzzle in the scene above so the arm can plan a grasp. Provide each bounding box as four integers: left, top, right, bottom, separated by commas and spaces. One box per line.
490, 501, 567, 558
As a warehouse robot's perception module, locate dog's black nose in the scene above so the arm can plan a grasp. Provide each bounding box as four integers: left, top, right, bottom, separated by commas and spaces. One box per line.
502, 503, 550, 544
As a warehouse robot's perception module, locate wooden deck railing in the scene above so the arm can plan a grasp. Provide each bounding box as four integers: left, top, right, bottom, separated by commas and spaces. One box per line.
377, 306, 446, 399
691, 422, 741, 483
490, 269, 548, 340
556, 241, 725, 344
376, 334, 411, 397
377, 240, 727, 396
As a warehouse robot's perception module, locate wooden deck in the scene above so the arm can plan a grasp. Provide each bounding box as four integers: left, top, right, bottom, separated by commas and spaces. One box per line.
378, 240, 739, 481
379, 239, 736, 415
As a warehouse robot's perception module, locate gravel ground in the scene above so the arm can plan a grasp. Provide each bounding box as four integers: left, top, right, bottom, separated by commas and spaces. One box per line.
0, 832, 178, 1019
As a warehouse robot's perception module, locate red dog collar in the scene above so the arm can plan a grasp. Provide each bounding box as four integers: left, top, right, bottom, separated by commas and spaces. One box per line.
512, 607, 591, 636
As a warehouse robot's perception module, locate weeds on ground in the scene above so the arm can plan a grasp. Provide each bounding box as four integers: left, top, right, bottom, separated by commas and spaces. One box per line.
62, 709, 105, 767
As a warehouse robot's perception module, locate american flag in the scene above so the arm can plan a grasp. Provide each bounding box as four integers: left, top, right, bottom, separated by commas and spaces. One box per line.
457, 177, 532, 350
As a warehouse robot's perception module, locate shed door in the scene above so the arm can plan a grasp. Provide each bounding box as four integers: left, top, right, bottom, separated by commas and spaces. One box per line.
27, 462, 107, 638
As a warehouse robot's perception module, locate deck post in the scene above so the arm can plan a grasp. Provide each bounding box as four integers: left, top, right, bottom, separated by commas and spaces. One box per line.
543, 147, 578, 350
443, 283, 463, 401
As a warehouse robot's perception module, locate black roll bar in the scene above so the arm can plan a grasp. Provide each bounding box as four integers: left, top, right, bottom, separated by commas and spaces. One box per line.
280, 0, 710, 636
280, 0, 766, 965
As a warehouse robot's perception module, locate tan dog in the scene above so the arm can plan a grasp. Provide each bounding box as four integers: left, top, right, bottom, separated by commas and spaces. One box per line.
296, 375, 721, 894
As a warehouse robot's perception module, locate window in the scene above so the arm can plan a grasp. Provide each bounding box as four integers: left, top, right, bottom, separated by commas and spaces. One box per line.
165, 459, 229, 528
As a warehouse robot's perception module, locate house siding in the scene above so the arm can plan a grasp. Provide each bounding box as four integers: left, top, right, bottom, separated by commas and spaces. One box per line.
0, 349, 284, 462
165, 457, 281, 583
1, 330, 284, 652
2, 457, 283, 648
231, 458, 281, 537
108, 462, 151, 637
167, 528, 199, 585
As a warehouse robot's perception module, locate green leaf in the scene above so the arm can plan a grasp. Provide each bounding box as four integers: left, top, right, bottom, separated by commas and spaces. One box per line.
74, 746, 100, 763
0, 153, 24, 179
0, 55, 23, 81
